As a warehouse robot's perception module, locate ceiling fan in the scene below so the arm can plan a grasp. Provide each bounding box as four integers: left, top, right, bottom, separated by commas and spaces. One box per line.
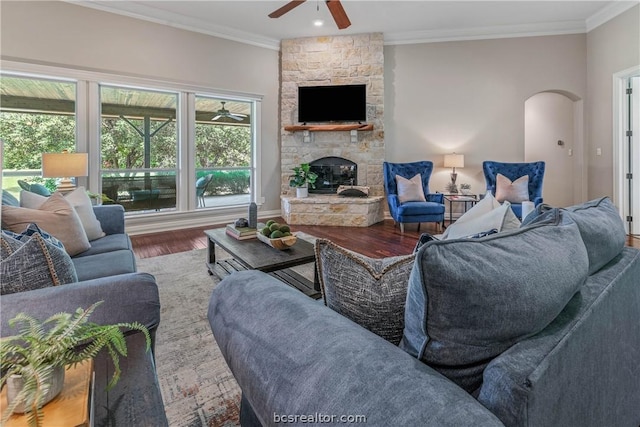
211, 102, 248, 122
269, 0, 351, 30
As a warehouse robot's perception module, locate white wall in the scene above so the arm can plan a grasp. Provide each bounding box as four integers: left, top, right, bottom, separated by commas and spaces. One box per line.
384, 35, 587, 197
0, 0, 282, 212
524, 92, 576, 207
587, 4, 640, 200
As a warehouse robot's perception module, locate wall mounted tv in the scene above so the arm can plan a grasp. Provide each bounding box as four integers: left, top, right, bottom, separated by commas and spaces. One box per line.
298, 84, 366, 123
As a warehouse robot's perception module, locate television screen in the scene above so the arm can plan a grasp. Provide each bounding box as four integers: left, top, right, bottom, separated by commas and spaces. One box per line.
298, 84, 366, 123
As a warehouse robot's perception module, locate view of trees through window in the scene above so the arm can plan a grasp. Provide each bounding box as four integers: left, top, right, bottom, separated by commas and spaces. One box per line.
1, 74, 254, 214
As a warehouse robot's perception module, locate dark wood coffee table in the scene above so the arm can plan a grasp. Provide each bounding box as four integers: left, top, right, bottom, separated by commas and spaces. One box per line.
204, 228, 320, 299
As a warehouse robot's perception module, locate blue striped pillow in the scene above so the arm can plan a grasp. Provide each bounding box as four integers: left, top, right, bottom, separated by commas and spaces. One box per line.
2, 223, 65, 250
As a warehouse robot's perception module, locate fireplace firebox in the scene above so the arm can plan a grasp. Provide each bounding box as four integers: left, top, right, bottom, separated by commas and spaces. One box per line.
309, 157, 357, 194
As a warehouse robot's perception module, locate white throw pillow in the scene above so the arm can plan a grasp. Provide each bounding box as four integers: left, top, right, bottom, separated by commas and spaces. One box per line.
20, 187, 105, 241
495, 173, 530, 203
443, 201, 520, 240
396, 174, 426, 204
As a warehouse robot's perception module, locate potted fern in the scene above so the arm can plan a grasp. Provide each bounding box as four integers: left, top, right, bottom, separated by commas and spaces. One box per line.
0, 301, 150, 427
289, 163, 318, 198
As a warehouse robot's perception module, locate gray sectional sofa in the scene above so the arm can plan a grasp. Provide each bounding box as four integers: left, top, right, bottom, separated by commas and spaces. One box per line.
1, 195, 168, 426
208, 198, 640, 427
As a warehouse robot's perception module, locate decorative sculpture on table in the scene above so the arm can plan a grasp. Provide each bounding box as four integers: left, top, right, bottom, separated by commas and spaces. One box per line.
444, 153, 464, 194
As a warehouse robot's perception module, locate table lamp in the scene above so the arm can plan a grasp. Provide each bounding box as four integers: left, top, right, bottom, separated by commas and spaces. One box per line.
42, 150, 88, 192
444, 153, 464, 194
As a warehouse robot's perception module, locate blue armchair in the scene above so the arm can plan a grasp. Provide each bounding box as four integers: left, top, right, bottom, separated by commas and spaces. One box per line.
482, 161, 545, 218
383, 161, 445, 233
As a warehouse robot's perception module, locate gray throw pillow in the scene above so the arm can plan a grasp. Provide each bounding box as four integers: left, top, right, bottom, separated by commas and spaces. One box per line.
523, 197, 625, 275
1, 230, 24, 259
400, 209, 589, 393
315, 239, 415, 345
0, 232, 78, 295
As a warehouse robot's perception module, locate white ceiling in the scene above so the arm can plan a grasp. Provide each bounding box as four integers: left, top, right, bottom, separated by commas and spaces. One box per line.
70, 1, 639, 50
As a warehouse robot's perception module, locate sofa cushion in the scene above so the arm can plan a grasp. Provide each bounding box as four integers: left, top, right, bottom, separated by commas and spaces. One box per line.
2, 190, 19, 207
400, 209, 589, 393
315, 239, 415, 345
73, 234, 133, 258
495, 173, 529, 203
21, 187, 105, 241
523, 197, 625, 275
2, 192, 91, 256
73, 250, 137, 281
1, 232, 78, 295
396, 174, 426, 204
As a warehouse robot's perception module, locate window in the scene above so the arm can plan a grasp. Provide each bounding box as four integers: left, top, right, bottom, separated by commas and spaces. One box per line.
99, 85, 178, 213
0, 75, 76, 197
1, 62, 261, 225
194, 96, 252, 209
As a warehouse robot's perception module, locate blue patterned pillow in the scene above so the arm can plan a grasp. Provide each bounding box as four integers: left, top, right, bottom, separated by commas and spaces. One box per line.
2, 223, 65, 250
0, 232, 78, 295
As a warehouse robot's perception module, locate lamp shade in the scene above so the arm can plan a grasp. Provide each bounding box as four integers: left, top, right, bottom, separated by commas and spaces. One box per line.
444, 153, 464, 169
42, 152, 88, 178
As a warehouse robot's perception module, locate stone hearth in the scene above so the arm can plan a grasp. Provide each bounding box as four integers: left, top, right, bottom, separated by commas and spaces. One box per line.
281, 194, 384, 227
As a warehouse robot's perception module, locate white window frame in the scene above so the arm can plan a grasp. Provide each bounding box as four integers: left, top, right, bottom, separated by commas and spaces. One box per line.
1, 60, 263, 233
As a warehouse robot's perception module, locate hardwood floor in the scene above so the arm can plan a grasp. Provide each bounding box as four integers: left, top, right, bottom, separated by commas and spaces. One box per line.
131, 218, 640, 259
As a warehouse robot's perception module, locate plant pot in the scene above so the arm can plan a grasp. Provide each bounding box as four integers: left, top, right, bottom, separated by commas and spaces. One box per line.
296, 186, 309, 198
6, 365, 65, 414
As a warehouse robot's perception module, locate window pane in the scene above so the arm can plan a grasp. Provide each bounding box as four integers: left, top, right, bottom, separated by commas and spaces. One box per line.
195, 96, 251, 208
0, 75, 76, 197
100, 86, 178, 213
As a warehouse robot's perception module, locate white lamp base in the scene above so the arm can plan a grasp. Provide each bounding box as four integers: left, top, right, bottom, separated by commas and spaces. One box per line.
56, 178, 77, 193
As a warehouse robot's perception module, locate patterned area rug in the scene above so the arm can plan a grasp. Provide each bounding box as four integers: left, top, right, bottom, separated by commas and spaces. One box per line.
136, 233, 317, 426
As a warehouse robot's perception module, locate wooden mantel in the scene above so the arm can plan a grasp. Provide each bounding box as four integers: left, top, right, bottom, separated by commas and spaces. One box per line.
284, 124, 373, 132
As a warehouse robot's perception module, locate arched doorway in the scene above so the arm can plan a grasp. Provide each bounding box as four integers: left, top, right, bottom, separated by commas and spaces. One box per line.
524, 91, 584, 207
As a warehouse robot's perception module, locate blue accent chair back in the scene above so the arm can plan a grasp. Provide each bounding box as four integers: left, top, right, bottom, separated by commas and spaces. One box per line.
383, 161, 445, 233
482, 160, 545, 218
196, 174, 214, 207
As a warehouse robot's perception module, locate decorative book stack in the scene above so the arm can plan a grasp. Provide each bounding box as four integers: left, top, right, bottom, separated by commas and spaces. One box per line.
225, 224, 257, 240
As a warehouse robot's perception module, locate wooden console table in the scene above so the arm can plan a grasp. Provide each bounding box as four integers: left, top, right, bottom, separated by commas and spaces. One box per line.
1, 360, 94, 427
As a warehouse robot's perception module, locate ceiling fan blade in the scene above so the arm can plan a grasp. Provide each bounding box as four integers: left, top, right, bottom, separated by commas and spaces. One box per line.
228, 115, 245, 121
268, 1, 306, 18
211, 114, 223, 121
326, 0, 351, 29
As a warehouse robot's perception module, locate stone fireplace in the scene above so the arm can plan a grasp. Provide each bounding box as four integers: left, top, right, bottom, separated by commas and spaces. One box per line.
309, 156, 357, 194
278, 33, 386, 226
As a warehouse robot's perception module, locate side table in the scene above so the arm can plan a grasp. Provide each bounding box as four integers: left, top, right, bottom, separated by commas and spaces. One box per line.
0, 360, 94, 427
443, 194, 479, 223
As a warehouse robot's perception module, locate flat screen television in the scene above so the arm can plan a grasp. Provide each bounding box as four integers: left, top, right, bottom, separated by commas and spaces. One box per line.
298, 84, 366, 123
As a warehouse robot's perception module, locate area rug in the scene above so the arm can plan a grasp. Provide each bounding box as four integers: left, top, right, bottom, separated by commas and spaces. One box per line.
136, 232, 317, 427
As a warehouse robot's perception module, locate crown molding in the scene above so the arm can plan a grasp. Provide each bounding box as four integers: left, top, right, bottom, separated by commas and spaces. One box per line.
383, 20, 586, 46
585, 0, 639, 32
65, 1, 638, 50
65, 0, 282, 51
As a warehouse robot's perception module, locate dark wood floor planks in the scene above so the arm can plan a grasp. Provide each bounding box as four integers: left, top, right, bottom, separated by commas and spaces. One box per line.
131, 218, 640, 259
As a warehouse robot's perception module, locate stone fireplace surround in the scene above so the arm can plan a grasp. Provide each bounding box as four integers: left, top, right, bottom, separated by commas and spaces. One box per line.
279, 33, 385, 226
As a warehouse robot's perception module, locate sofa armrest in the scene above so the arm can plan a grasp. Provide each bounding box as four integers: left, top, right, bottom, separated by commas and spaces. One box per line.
93, 204, 125, 235
208, 271, 503, 427
1, 273, 160, 346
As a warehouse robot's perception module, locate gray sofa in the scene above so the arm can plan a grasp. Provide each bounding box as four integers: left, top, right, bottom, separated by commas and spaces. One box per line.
208, 198, 640, 427
1, 198, 168, 426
